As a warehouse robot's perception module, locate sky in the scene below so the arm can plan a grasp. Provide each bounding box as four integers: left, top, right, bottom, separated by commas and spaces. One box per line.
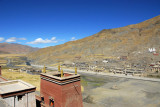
0, 0, 160, 48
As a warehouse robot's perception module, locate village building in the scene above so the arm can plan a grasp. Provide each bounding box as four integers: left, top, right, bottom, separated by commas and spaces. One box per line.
0, 66, 36, 107
37, 69, 83, 107
120, 56, 128, 61
0, 80, 36, 107
0, 65, 83, 107
151, 65, 160, 74
149, 61, 160, 74
113, 67, 124, 74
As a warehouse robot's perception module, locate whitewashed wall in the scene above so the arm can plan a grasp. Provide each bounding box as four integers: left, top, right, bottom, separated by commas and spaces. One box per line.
3, 92, 36, 107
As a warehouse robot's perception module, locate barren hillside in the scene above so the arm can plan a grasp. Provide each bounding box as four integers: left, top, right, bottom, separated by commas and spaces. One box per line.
28, 15, 160, 65
0, 43, 39, 54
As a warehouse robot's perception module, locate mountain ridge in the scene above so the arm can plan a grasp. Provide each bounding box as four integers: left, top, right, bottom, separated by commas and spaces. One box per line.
0, 43, 39, 54
28, 15, 160, 65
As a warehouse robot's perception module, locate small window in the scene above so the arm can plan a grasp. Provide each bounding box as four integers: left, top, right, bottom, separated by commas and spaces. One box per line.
49, 99, 54, 107
18, 95, 23, 101
41, 97, 44, 104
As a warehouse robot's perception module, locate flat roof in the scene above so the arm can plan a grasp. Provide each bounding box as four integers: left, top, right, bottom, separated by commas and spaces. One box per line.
41, 72, 80, 80
0, 80, 36, 95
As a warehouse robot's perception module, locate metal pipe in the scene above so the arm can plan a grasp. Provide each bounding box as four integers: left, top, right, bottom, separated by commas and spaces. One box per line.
61, 69, 63, 78
75, 67, 77, 75
58, 64, 60, 72
43, 65, 46, 73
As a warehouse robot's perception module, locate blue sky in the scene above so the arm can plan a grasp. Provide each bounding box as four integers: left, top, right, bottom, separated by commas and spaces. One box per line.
0, 0, 160, 48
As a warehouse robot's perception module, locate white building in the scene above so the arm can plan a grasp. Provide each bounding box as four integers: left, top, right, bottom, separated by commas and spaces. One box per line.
0, 80, 36, 107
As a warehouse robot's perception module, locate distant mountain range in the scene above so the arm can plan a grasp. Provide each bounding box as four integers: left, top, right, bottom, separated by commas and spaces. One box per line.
26, 15, 160, 65
0, 43, 39, 54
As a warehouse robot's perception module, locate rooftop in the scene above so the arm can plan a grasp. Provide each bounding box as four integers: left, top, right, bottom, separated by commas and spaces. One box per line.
41, 72, 80, 80
0, 80, 36, 95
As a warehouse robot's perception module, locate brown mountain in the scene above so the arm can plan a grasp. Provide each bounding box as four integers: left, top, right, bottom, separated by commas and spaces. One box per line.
0, 43, 39, 54
28, 15, 160, 65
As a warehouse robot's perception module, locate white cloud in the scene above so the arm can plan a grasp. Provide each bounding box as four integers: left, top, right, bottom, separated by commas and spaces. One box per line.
19, 38, 26, 40
27, 37, 58, 44
51, 37, 56, 40
6, 37, 16, 42
71, 37, 76, 41
0, 37, 4, 42
6, 37, 26, 42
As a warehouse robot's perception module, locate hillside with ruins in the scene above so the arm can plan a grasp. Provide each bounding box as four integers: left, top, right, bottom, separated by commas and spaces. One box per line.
28, 15, 160, 65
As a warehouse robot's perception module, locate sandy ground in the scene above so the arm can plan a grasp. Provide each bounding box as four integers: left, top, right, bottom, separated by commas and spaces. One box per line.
82, 74, 160, 107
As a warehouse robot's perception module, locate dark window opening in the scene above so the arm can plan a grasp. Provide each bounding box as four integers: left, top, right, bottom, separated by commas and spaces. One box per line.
49, 99, 54, 107
18, 95, 23, 101
36, 99, 41, 107
41, 97, 44, 104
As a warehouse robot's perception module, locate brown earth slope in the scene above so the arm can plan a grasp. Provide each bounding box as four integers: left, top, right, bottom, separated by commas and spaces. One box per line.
0, 43, 39, 54
28, 15, 160, 65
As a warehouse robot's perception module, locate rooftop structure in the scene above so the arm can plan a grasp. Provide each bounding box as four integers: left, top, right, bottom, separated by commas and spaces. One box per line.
0, 65, 83, 107
39, 67, 83, 107
0, 80, 36, 107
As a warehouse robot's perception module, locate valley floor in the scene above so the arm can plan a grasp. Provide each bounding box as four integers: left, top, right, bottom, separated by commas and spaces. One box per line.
2, 67, 160, 107
81, 74, 160, 107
